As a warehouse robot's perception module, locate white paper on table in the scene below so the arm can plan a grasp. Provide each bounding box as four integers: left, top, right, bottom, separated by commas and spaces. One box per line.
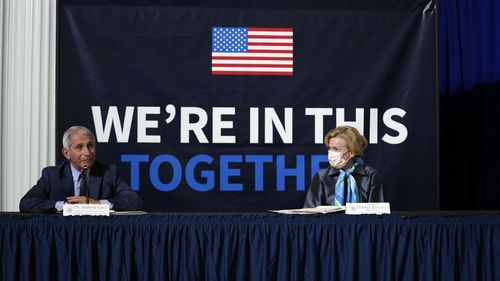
270, 205, 345, 215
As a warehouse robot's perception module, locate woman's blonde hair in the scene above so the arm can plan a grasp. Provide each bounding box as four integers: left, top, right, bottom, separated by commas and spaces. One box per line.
324, 126, 368, 156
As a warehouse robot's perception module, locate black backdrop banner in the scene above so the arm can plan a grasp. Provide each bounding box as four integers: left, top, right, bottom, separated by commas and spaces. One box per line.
58, 0, 437, 211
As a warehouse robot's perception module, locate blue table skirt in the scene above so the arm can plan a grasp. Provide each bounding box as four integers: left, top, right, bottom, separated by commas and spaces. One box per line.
1, 213, 499, 281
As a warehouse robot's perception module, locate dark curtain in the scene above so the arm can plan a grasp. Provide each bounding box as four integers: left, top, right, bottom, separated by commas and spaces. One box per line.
439, 0, 500, 209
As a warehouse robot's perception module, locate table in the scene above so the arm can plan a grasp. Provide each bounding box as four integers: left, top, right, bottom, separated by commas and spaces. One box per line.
1, 212, 499, 281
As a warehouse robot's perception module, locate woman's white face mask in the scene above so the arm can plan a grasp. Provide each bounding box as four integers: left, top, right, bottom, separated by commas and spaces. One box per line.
328, 150, 350, 169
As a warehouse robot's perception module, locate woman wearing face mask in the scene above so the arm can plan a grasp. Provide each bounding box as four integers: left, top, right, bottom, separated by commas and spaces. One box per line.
303, 126, 384, 207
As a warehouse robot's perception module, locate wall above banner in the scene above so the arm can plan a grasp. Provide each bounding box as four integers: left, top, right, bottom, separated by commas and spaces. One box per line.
58, 0, 438, 211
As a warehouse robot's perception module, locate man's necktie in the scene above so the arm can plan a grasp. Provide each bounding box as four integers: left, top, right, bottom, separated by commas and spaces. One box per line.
79, 171, 89, 203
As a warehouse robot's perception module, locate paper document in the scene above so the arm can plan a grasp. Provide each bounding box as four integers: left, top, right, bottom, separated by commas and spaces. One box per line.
109, 210, 148, 216
270, 205, 345, 215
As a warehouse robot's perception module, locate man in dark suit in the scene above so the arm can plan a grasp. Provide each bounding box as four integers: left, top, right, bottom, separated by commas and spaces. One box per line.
19, 126, 142, 212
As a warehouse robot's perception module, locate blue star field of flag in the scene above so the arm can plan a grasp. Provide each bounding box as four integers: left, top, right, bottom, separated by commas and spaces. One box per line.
212, 28, 248, 53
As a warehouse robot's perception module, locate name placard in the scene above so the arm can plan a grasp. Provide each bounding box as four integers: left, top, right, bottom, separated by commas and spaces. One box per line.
345, 203, 391, 215
63, 204, 110, 216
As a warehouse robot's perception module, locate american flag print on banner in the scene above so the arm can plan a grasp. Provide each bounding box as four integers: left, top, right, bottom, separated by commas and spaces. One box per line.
211, 27, 294, 76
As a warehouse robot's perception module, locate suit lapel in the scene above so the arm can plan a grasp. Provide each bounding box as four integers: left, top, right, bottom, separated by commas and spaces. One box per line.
89, 163, 103, 199
61, 162, 77, 197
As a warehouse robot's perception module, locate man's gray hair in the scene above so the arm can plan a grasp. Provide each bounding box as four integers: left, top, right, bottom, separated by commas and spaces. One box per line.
62, 126, 96, 150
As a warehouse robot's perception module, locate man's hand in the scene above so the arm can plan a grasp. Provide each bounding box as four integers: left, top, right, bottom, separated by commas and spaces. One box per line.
66, 196, 100, 204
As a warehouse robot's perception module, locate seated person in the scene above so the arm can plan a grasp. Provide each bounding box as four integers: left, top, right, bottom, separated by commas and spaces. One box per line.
304, 125, 383, 207
19, 125, 142, 212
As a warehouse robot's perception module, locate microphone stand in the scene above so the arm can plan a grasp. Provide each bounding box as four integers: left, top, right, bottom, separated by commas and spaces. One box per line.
82, 167, 90, 204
